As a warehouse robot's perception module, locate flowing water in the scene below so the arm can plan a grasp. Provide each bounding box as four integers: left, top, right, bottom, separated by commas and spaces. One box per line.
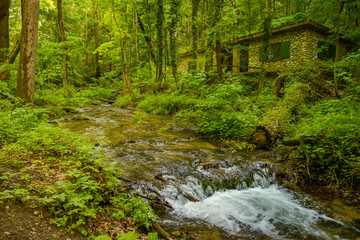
60, 105, 360, 240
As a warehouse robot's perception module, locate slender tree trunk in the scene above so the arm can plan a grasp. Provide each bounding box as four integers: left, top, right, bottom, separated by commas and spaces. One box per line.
122, 37, 134, 98
57, 0, 68, 96
94, 10, 101, 78
334, 0, 341, 99
122, 38, 128, 96
215, 0, 224, 82
169, 0, 179, 85
0, 0, 10, 81
260, 0, 273, 89
134, 2, 139, 79
191, 0, 200, 70
205, 0, 216, 72
85, 11, 89, 67
137, 15, 157, 65
156, 0, 165, 91
17, 0, 39, 107
127, 38, 134, 98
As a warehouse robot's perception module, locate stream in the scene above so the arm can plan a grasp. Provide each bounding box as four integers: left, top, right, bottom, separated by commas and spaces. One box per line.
60, 105, 360, 240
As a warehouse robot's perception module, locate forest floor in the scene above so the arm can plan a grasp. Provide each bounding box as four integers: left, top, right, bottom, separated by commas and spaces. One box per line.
0, 201, 87, 240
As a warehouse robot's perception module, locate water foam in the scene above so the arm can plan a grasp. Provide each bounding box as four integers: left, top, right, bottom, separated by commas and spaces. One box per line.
163, 175, 352, 240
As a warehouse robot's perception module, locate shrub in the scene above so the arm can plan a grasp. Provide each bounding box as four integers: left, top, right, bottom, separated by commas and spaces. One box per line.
137, 93, 194, 115
179, 109, 258, 140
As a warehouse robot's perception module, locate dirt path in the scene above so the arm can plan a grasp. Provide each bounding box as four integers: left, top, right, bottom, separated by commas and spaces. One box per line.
0, 201, 87, 240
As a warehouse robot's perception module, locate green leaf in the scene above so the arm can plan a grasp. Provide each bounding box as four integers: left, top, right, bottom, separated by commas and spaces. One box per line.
117, 231, 139, 240
148, 232, 158, 240
95, 235, 112, 240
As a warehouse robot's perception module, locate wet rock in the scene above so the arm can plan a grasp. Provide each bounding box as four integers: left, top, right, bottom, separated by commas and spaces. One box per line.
219, 160, 230, 168
252, 130, 267, 148
171, 231, 181, 237
70, 115, 90, 121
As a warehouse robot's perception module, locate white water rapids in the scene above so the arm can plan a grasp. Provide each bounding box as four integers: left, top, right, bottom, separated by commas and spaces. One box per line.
161, 172, 358, 240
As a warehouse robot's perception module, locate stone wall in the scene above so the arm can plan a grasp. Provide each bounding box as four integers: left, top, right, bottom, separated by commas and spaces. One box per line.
248, 27, 346, 72
179, 52, 206, 74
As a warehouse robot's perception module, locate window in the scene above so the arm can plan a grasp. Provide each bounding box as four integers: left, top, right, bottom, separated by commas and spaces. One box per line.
259, 41, 290, 62
318, 42, 336, 60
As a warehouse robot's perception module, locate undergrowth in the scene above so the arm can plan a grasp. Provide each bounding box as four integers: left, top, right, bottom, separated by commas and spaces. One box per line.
0, 104, 158, 239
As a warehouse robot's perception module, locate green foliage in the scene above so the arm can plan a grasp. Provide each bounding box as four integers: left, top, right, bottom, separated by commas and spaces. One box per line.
79, 87, 115, 101
179, 109, 258, 140
148, 232, 158, 240
178, 72, 208, 95
0, 107, 46, 145
132, 111, 145, 124
0, 107, 157, 236
94, 236, 112, 240
115, 94, 136, 108
124, 195, 159, 229
285, 97, 360, 190
117, 231, 140, 240
0, 81, 15, 100
137, 93, 194, 115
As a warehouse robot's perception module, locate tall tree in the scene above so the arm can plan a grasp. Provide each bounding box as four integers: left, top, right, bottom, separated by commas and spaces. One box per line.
94, 10, 101, 78
17, 0, 40, 107
156, 0, 165, 90
334, 0, 341, 99
215, 0, 224, 82
0, 0, 10, 67
169, 0, 180, 84
57, 0, 68, 95
190, 0, 200, 70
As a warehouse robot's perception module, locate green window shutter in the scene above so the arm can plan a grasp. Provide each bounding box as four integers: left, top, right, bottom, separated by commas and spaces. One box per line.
318, 41, 325, 59
280, 41, 290, 59
330, 44, 336, 60
259, 46, 264, 62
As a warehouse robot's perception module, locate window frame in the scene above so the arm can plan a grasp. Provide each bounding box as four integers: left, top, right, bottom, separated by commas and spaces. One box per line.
259, 41, 290, 62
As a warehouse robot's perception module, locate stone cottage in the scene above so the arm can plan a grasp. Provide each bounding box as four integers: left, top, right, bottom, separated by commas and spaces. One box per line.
179, 19, 349, 74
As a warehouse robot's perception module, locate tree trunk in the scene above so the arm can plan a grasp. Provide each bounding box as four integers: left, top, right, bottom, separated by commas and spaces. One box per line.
94, 10, 101, 78
169, 0, 179, 85
137, 16, 157, 65
85, 11, 89, 67
334, 0, 341, 99
156, 0, 164, 91
57, 0, 68, 96
191, 0, 200, 70
17, 0, 39, 107
134, 2, 139, 79
122, 37, 134, 98
214, 0, 224, 82
0, 0, 10, 81
122, 39, 128, 96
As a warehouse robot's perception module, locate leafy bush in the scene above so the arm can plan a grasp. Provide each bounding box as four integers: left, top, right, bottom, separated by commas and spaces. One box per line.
286, 98, 360, 191
79, 87, 115, 100
178, 72, 208, 95
179, 109, 258, 140
0, 107, 46, 145
137, 93, 194, 115
115, 94, 134, 108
